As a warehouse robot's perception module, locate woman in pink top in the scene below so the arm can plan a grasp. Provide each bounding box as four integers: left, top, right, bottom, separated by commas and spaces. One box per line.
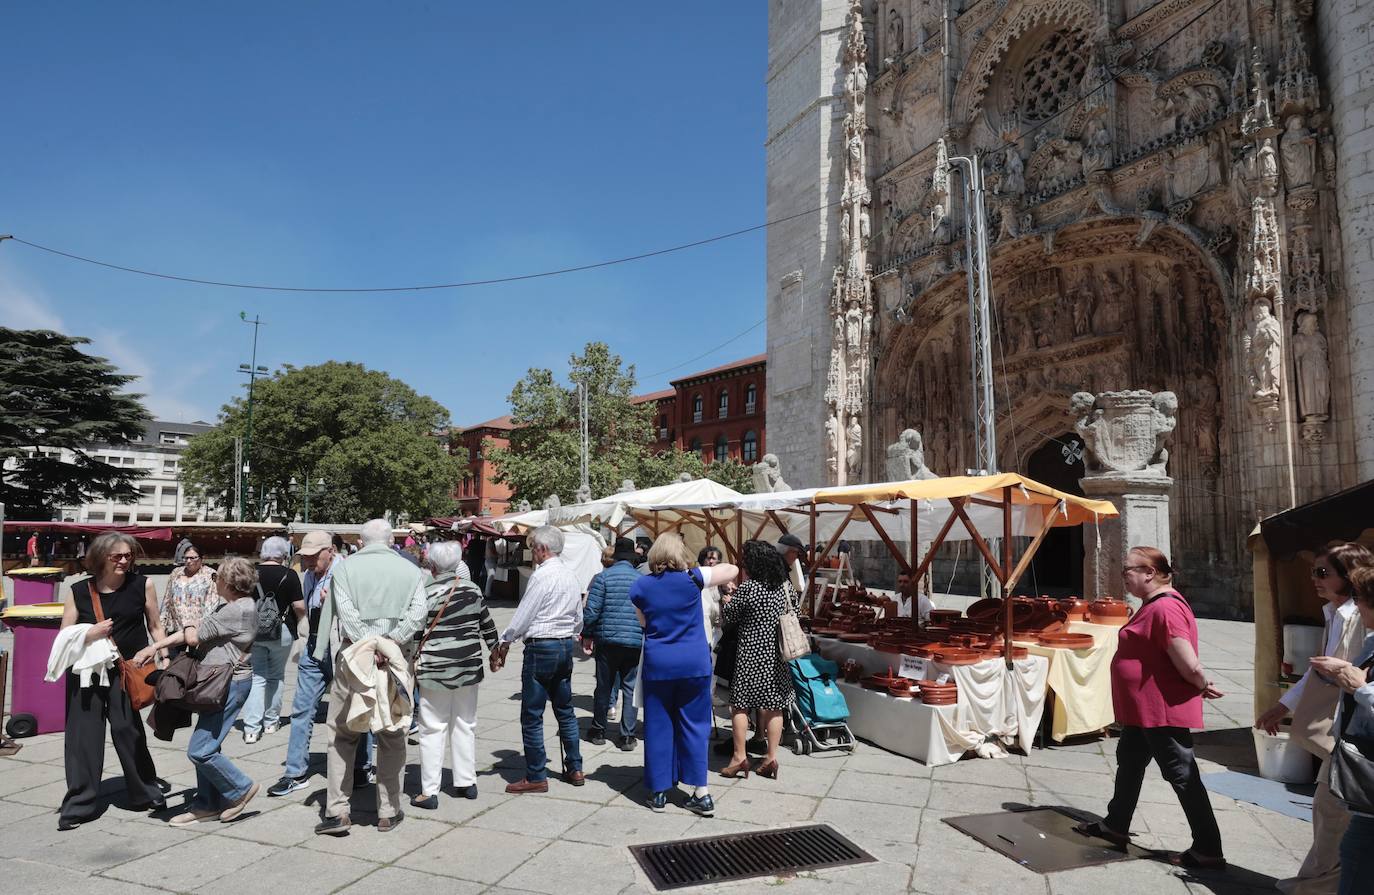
1076, 546, 1226, 869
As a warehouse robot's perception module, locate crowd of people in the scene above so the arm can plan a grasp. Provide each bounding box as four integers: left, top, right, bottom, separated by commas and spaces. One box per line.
39, 524, 1374, 891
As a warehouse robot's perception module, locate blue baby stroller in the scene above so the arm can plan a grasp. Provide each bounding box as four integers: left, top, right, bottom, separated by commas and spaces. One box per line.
787, 655, 855, 755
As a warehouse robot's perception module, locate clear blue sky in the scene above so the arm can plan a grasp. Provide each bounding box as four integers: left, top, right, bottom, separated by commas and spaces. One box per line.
0, 3, 767, 427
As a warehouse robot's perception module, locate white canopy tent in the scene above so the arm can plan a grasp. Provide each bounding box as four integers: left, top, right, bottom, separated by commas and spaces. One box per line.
546, 478, 746, 531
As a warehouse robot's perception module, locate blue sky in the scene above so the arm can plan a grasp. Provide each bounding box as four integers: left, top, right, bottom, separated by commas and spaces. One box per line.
0, 3, 767, 426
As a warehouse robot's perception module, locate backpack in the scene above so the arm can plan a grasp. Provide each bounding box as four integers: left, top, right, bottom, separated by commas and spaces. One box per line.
255, 581, 284, 640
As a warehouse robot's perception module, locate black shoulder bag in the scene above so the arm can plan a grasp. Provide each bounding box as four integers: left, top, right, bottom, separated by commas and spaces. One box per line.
1328, 654, 1374, 815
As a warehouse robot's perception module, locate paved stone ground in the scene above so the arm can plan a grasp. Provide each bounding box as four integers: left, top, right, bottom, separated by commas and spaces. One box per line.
0, 594, 1309, 894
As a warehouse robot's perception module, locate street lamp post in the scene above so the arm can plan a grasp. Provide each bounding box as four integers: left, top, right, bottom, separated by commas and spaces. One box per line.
290, 475, 325, 523
237, 312, 267, 521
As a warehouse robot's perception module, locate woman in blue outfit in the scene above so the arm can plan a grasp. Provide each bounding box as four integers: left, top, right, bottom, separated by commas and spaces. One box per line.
631, 533, 738, 815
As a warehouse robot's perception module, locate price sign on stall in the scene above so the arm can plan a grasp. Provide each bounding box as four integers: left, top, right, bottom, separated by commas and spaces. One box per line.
898, 655, 927, 680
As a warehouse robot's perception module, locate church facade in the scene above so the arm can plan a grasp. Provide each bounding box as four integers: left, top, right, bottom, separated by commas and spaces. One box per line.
765, 0, 1374, 614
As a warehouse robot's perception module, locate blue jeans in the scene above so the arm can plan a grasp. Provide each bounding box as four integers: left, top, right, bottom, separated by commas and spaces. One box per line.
1339, 814, 1374, 895
242, 626, 293, 735
283, 637, 372, 779
520, 638, 582, 782
592, 643, 640, 738
188, 677, 254, 810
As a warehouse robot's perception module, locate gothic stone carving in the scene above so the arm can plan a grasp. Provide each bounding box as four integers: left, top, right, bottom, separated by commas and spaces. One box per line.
751, 453, 791, 493
885, 428, 938, 481
1071, 389, 1178, 477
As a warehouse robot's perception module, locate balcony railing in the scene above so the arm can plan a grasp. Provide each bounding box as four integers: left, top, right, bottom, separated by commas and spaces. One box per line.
745, 401, 757, 415
718, 409, 728, 420
692, 411, 703, 423
658, 428, 669, 440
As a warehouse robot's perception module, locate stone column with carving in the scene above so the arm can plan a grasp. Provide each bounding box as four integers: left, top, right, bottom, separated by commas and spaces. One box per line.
824, 0, 874, 485
1072, 390, 1178, 610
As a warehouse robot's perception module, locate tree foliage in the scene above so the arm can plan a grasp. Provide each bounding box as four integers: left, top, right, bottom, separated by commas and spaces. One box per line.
180, 362, 461, 523
0, 328, 151, 518
488, 342, 755, 503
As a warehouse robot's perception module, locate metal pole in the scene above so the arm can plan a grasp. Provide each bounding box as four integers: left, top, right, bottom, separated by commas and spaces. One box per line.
232, 436, 243, 522
578, 382, 590, 496
237, 313, 266, 521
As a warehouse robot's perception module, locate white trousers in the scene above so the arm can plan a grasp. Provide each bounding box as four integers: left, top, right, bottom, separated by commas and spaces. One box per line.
416, 684, 479, 795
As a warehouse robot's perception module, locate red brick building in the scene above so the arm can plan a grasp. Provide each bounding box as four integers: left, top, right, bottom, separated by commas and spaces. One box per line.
635, 354, 766, 463
452, 415, 514, 516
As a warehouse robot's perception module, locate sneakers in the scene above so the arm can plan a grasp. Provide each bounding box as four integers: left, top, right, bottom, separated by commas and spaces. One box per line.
648, 790, 668, 813
315, 813, 352, 836
243, 730, 261, 745
170, 807, 221, 827
607, 705, 619, 723
616, 735, 637, 752
263, 721, 280, 735
267, 775, 309, 797
219, 782, 260, 822
684, 793, 715, 817
587, 727, 607, 746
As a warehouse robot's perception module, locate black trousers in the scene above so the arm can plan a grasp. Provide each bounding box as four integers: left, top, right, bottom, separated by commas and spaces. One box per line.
61, 674, 161, 822
1105, 725, 1223, 856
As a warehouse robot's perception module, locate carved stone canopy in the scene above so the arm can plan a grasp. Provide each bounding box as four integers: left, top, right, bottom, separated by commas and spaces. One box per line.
1071, 389, 1177, 478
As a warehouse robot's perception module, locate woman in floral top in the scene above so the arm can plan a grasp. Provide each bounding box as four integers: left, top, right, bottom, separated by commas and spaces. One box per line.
161, 545, 217, 637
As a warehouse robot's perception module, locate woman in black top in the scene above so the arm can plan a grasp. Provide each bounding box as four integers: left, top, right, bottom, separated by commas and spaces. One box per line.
58, 532, 168, 830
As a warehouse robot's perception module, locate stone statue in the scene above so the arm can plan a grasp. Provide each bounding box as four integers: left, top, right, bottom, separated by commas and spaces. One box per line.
846, 416, 863, 480
515, 499, 532, 513
884, 428, 937, 481
1001, 147, 1025, 196
1280, 115, 1316, 189
1071, 390, 1177, 478
617, 478, 636, 493
1082, 119, 1113, 175
887, 8, 903, 57
676, 471, 694, 483
825, 414, 840, 476
1067, 266, 1095, 338
751, 453, 790, 492
1244, 300, 1283, 399
574, 485, 591, 504
542, 493, 561, 511
845, 303, 864, 349
1293, 311, 1330, 420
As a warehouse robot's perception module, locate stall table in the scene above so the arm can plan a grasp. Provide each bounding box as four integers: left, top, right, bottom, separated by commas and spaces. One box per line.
1013, 621, 1119, 741
837, 682, 964, 766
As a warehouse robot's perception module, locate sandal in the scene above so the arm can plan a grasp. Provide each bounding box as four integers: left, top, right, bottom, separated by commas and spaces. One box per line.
1072, 820, 1130, 849
1167, 849, 1227, 870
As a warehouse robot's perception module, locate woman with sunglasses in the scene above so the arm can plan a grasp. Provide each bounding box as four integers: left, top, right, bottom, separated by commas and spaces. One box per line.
1258, 543, 1373, 894
57, 532, 169, 830
161, 543, 217, 656
1076, 545, 1225, 869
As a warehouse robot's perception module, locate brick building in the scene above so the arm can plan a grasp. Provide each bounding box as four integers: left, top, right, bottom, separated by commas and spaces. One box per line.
636, 354, 767, 464
453, 415, 514, 516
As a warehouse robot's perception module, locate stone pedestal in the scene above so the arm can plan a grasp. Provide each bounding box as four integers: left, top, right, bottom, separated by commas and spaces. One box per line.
1080, 473, 1173, 609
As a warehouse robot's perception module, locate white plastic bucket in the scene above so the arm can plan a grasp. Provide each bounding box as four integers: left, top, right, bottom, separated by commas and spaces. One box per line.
1253, 729, 1315, 783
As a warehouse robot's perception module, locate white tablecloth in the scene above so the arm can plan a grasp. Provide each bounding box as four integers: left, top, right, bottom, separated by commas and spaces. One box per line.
815, 637, 1049, 760
1014, 621, 1118, 741
837, 682, 963, 766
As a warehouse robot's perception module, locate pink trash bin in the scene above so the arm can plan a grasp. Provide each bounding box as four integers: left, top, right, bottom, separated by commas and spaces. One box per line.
6, 567, 65, 606
1, 603, 66, 738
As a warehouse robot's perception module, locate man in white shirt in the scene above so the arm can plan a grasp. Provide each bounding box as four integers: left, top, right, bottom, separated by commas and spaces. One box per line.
491, 525, 585, 793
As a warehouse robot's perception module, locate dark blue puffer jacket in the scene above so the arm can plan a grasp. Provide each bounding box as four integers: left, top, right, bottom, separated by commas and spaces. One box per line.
582, 561, 644, 648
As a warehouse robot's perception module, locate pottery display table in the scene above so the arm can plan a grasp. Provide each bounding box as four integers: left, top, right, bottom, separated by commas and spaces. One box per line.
837, 681, 964, 766
1013, 621, 1119, 742
815, 637, 1049, 761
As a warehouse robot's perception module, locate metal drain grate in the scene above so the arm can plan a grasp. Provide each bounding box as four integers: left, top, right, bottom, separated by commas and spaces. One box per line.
629, 823, 875, 890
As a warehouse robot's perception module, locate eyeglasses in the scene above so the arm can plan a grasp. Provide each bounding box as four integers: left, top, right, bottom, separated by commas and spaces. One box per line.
1121, 564, 1152, 576
108, 553, 134, 563
1311, 566, 1333, 580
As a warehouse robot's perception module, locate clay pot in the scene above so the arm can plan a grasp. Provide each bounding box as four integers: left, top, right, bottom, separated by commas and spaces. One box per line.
966, 597, 1003, 622
1059, 597, 1092, 622
933, 647, 983, 665
841, 660, 863, 683
887, 679, 916, 698
1037, 632, 1097, 650
1089, 599, 1131, 626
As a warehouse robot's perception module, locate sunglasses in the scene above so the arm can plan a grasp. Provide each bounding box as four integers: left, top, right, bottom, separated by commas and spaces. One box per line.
108, 553, 134, 563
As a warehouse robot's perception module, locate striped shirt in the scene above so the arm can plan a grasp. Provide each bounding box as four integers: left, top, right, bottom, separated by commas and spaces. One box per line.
414, 571, 500, 689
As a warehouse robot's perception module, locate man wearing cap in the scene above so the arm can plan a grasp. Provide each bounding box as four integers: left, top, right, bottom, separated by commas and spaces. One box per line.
582, 537, 644, 751
777, 534, 808, 595
266, 531, 373, 799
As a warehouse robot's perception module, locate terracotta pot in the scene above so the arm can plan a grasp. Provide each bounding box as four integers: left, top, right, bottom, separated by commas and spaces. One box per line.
966, 597, 1003, 621
1059, 597, 1092, 622
1037, 632, 1097, 650
921, 692, 958, 706
933, 647, 983, 665
1089, 599, 1131, 626
887, 680, 915, 698
841, 660, 863, 683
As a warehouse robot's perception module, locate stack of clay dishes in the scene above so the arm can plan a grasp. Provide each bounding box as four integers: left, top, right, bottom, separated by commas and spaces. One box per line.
841, 659, 864, 683
982, 642, 1031, 660
887, 678, 917, 699
966, 597, 1003, 623
1089, 598, 1131, 626
932, 646, 983, 665
1037, 631, 1096, 650
920, 681, 958, 705
928, 609, 963, 626
1059, 597, 1092, 622
838, 631, 870, 643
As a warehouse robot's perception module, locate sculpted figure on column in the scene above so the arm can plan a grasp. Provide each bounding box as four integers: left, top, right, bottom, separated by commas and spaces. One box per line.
1280, 115, 1315, 189
824, 415, 840, 476
884, 429, 937, 481
846, 416, 864, 481
1292, 311, 1330, 420
542, 493, 561, 511
1244, 301, 1283, 399
573, 485, 591, 504
751, 454, 790, 493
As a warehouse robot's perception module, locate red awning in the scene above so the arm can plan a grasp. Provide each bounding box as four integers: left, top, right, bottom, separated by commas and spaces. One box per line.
3, 521, 175, 541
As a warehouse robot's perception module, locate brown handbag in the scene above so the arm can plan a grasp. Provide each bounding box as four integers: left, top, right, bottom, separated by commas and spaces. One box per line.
90, 587, 156, 710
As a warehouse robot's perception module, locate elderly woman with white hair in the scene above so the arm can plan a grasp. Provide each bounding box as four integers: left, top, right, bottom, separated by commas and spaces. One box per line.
409, 540, 500, 808
241, 535, 305, 744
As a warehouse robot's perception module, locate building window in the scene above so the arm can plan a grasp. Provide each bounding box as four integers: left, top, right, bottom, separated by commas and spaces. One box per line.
658, 414, 669, 441
742, 430, 759, 463
111, 512, 130, 523
138, 485, 156, 504
714, 433, 729, 461
745, 383, 757, 414
692, 394, 703, 424
86, 511, 106, 522
159, 431, 189, 446
163, 459, 178, 474
160, 490, 177, 507
690, 437, 703, 456
718, 390, 729, 419
136, 512, 154, 522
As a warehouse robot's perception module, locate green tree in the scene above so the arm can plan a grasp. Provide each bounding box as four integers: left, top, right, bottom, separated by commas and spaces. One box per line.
489, 342, 755, 503
0, 329, 151, 518
181, 362, 461, 523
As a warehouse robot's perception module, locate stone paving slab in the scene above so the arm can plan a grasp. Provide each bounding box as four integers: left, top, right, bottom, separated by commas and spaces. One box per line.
0, 603, 1298, 893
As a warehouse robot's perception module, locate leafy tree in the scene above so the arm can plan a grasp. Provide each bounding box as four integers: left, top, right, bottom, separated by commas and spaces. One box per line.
0, 328, 151, 518
181, 362, 461, 522
489, 342, 755, 503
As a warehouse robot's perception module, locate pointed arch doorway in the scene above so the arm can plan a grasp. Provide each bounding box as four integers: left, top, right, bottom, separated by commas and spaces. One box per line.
1022, 433, 1085, 597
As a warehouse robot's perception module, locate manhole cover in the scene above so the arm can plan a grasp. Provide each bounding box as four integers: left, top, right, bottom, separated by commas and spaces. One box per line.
629, 823, 875, 890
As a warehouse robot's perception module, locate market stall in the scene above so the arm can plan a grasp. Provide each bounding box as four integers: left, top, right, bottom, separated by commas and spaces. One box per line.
623, 473, 1119, 761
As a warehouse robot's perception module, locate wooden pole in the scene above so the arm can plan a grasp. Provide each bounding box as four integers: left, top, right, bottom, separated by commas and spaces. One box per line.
909, 499, 919, 630
1002, 486, 1015, 669
806, 504, 818, 615
949, 499, 1004, 583
859, 503, 912, 575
